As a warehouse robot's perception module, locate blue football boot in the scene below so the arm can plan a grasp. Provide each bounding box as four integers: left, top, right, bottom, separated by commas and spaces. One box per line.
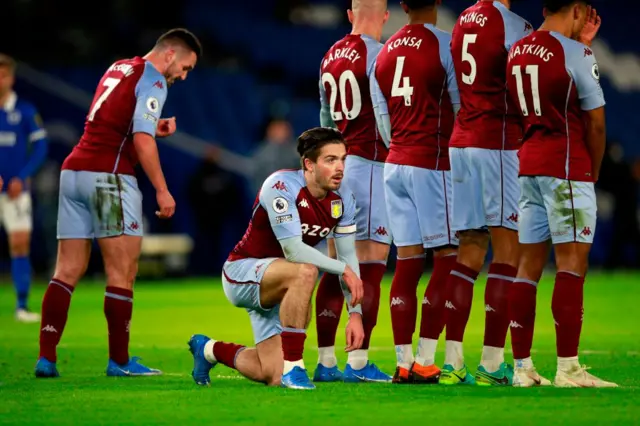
188, 334, 216, 386
106, 356, 162, 376
343, 362, 392, 383
35, 357, 59, 378
281, 366, 316, 390
313, 364, 344, 382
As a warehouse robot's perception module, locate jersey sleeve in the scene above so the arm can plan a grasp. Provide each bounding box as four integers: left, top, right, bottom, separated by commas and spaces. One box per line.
132, 65, 168, 136
567, 45, 606, 111
319, 69, 336, 128
24, 105, 47, 143
334, 187, 357, 237
369, 66, 391, 146
258, 173, 303, 240
499, 7, 533, 51
363, 36, 383, 79
434, 29, 460, 106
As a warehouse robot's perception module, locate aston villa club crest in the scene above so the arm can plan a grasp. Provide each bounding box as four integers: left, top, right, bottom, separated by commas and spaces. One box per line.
330, 200, 342, 218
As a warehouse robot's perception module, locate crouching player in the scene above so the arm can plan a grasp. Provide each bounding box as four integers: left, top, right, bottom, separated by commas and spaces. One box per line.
188, 127, 365, 390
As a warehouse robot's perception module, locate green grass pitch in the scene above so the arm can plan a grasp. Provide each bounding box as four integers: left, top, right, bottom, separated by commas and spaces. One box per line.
1, 271, 639, 425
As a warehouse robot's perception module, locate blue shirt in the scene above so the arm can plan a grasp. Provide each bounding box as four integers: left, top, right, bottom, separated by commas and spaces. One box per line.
0, 92, 48, 188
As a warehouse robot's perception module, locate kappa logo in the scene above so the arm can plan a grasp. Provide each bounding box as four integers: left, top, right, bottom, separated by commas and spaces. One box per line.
128, 222, 140, 231
374, 226, 388, 236
318, 309, 337, 318
272, 181, 287, 191
41, 324, 58, 333
422, 297, 430, 305
153, 80, 164, 89
584, 47, 593, 57
445, 301, 456, 310
525, 22, 533, 32
390, 297, 404, 306
485, 304, 496, 312
509, 321, 523, 329
580, 226, 592, 236
507, 213, 519, 223
298, 199, 309, 208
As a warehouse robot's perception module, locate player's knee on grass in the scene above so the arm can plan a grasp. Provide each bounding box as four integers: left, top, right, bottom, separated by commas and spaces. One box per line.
457, 230, 489, 271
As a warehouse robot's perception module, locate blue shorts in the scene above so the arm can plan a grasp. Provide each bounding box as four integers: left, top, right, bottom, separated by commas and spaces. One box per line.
518, 176, 596, 245
343, 155, 392, 244
221, 257, 281, 344
449, 148, 520, 232
384, 164, 457, 249
57, 170, 143, 239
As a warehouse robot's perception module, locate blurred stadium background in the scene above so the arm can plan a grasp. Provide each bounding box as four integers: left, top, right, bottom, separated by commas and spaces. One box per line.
1, 0, 638, 278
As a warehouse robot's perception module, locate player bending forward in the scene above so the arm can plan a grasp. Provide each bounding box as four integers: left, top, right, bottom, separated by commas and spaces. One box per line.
443, 0, 533, 386
314, 0, 392, 384
35, 29, 201, 378
506, 0, 616, 388
188, 127, 365, 390
371, 0, 459, 383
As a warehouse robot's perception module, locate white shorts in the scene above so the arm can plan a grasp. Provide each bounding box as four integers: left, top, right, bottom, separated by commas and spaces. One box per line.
57, 170, 143, 239
384, 164, 457, 249
449, 147, 520, 232
222, 257, 281, 344
343, 155, 392, 244
519, 176, 596, 245
0, 192, 32, 232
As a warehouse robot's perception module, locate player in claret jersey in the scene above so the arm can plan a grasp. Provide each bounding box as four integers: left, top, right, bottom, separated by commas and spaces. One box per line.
188, 128, 364, 390
444, 0, 532, 386
314, 0, 392, 383
370, 0, 459, 384
506, 0, 616, 388
35, 29, 202, 378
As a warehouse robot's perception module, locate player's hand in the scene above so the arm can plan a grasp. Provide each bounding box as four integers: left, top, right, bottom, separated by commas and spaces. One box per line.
342, 265, 363, 307
345, 312, 365, 352
578, 6, 601, 47
156, 117, 177, 138
7, 177, 23, 200
155, 189, 175, 219
0, 176, 3, 192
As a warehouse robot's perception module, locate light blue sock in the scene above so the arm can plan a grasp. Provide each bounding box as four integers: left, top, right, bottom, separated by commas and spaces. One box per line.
11, 256, 31, 310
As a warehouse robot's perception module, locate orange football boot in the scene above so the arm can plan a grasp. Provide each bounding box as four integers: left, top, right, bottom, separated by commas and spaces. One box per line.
410, 363, 441, 384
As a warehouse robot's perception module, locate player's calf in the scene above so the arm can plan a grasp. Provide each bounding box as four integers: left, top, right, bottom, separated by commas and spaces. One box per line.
37, 240, 91, 376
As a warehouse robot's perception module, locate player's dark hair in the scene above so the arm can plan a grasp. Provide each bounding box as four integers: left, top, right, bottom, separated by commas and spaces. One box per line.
401, 0, 437, 10
155, 28, 203, 59
0, 53, 16, 72
543, 0, 591, 13
297, 127, 345, 170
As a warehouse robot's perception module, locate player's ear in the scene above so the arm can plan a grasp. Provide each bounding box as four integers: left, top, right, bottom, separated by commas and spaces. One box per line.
347, 9, 355, 24
383, 10, 389, 24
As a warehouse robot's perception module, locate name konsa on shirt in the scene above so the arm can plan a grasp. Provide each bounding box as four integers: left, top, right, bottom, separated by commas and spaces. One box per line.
387, 36, 423, 53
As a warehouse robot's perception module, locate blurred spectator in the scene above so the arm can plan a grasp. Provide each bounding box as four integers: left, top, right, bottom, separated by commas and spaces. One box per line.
598, 143, 640, 269
187, 159, 243, 272
207, 118, 300, 196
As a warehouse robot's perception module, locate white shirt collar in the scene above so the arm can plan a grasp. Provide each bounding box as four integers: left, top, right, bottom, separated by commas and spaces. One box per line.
2, 92, 17, 112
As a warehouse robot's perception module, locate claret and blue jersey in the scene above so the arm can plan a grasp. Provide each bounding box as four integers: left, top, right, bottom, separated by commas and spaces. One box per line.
229, 169, 356, 261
